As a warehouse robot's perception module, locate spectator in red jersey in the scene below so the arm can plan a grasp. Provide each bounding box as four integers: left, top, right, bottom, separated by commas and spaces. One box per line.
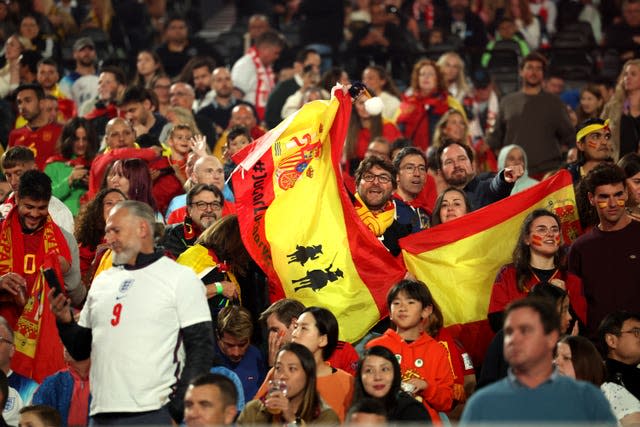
8, 83, 63, 171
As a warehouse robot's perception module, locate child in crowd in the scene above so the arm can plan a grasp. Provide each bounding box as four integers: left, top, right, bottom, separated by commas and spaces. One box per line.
366, 280, 454, 423
224, 125, 252, 183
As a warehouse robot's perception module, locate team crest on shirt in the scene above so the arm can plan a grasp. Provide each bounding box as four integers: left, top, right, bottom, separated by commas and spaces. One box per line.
118, 279, 134, 296
4, 395, 15, 411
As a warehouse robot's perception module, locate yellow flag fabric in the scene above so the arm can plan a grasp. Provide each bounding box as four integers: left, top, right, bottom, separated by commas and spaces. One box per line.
233, 90, 406, 343
400, 170, 580, 326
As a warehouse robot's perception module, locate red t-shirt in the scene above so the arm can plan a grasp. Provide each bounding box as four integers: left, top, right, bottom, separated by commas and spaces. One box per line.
8, 122, 63, 170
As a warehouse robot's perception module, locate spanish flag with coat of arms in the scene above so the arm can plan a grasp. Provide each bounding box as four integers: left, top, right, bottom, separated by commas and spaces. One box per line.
400, 169, 581, 363
232, 89, 406, 343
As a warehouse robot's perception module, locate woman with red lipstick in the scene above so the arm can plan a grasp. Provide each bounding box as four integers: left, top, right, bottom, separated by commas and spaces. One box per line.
487, 209, 586, 333
352, 345, 429, 422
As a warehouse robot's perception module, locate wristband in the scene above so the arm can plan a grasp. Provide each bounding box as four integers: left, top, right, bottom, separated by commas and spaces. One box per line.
215, 282, 223, 295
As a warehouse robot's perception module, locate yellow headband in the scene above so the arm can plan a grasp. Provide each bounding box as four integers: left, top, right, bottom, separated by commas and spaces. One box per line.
576, 119, 610, 143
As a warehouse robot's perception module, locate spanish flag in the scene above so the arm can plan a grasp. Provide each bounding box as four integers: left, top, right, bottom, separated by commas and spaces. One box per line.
400, 169, 581, 327
232, 89, 406, 342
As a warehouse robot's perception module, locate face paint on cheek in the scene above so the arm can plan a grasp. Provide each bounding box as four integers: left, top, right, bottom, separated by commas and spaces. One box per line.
597, 201, 608, 209
555, 235, 561, 245
617, 199, 626, 207
530, 234, 544, 247
587, 141, 598, 149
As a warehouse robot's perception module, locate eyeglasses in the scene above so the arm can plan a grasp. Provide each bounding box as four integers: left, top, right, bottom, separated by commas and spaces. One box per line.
619, 328, 640, 338
362, 173, 392, 184
0, 337, 13, 346
401, 164, 427, 174
532, 226, 560, 235
191, 201, 222, 211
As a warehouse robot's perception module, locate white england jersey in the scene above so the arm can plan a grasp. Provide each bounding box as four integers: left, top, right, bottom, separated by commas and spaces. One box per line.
79, 256, 211, 415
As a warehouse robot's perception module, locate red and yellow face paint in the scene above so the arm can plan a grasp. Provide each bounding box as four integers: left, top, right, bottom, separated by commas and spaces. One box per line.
529, 233, 561, 247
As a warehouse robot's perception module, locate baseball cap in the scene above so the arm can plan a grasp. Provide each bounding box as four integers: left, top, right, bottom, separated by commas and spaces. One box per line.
73, 37, 95, 51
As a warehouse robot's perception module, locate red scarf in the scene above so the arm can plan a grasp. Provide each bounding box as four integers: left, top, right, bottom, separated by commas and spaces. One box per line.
0, 205, 71, 382
248, 47, 275, 121
398, 91, 450, 150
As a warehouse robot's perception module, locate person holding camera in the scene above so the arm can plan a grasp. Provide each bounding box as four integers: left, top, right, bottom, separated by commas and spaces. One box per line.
44, 118, 98, 216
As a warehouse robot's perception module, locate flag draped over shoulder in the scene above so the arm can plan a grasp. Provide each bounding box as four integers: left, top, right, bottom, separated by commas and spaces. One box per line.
400, 169, 580, 327
232, 90, 406, 342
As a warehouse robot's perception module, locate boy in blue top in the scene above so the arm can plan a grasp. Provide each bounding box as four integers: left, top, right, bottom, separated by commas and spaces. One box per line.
461, 297, 616, 424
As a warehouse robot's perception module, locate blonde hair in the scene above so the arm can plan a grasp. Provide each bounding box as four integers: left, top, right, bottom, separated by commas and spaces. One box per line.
216, 305, 253, 340
436, 52, 471, 100
432, 109, 469, 147
601, 59, 640, 161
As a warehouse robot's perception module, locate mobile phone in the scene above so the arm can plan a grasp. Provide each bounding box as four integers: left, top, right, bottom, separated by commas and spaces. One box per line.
42, 268, 63, 297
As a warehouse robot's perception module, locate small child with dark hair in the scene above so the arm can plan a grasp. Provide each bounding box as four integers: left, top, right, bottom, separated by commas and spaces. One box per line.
366, 280, 454, 423
19, 405, 61, 427
224, 125, 253, 186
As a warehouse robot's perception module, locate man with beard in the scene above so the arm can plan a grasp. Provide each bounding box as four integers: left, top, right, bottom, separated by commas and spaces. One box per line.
438, 140, 522, 210
354, 156, 411, 256
35, 59, 75, 123
488, 53, 574, 178
50, 200, 213, 424
0, 147, 74, 234
8, 84, 63, 170
161, 184, 225, 259
165, 155, 235, 223
189, 57, 216, 112
566, 118, 613, 185
0, 170, 84, 382
58, 37, 98, 108
196, 68, 250, 137
120, 86, 167, 141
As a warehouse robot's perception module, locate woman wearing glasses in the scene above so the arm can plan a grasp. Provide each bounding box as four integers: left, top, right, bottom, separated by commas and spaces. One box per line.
487, 209, 587, 333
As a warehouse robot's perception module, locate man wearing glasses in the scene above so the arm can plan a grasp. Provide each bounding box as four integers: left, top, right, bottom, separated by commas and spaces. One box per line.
569, 163, 640, 338
161, 184, 224, 259
392, 147, 433, 232
598, 311, 640, 400
353, 156, 411, 256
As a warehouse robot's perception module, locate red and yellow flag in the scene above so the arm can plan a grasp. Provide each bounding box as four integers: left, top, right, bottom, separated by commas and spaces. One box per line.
400, 169, 581, 327
232, 90, 406, 342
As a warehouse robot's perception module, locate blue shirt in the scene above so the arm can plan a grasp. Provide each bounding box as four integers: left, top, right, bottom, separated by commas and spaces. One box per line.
461, 368, 616, 424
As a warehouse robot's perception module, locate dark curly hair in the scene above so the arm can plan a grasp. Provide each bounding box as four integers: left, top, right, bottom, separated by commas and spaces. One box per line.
75, 188, 127, 248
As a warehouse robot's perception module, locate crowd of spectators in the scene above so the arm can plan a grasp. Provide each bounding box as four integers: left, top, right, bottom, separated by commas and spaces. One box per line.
0, 0, 638, 426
